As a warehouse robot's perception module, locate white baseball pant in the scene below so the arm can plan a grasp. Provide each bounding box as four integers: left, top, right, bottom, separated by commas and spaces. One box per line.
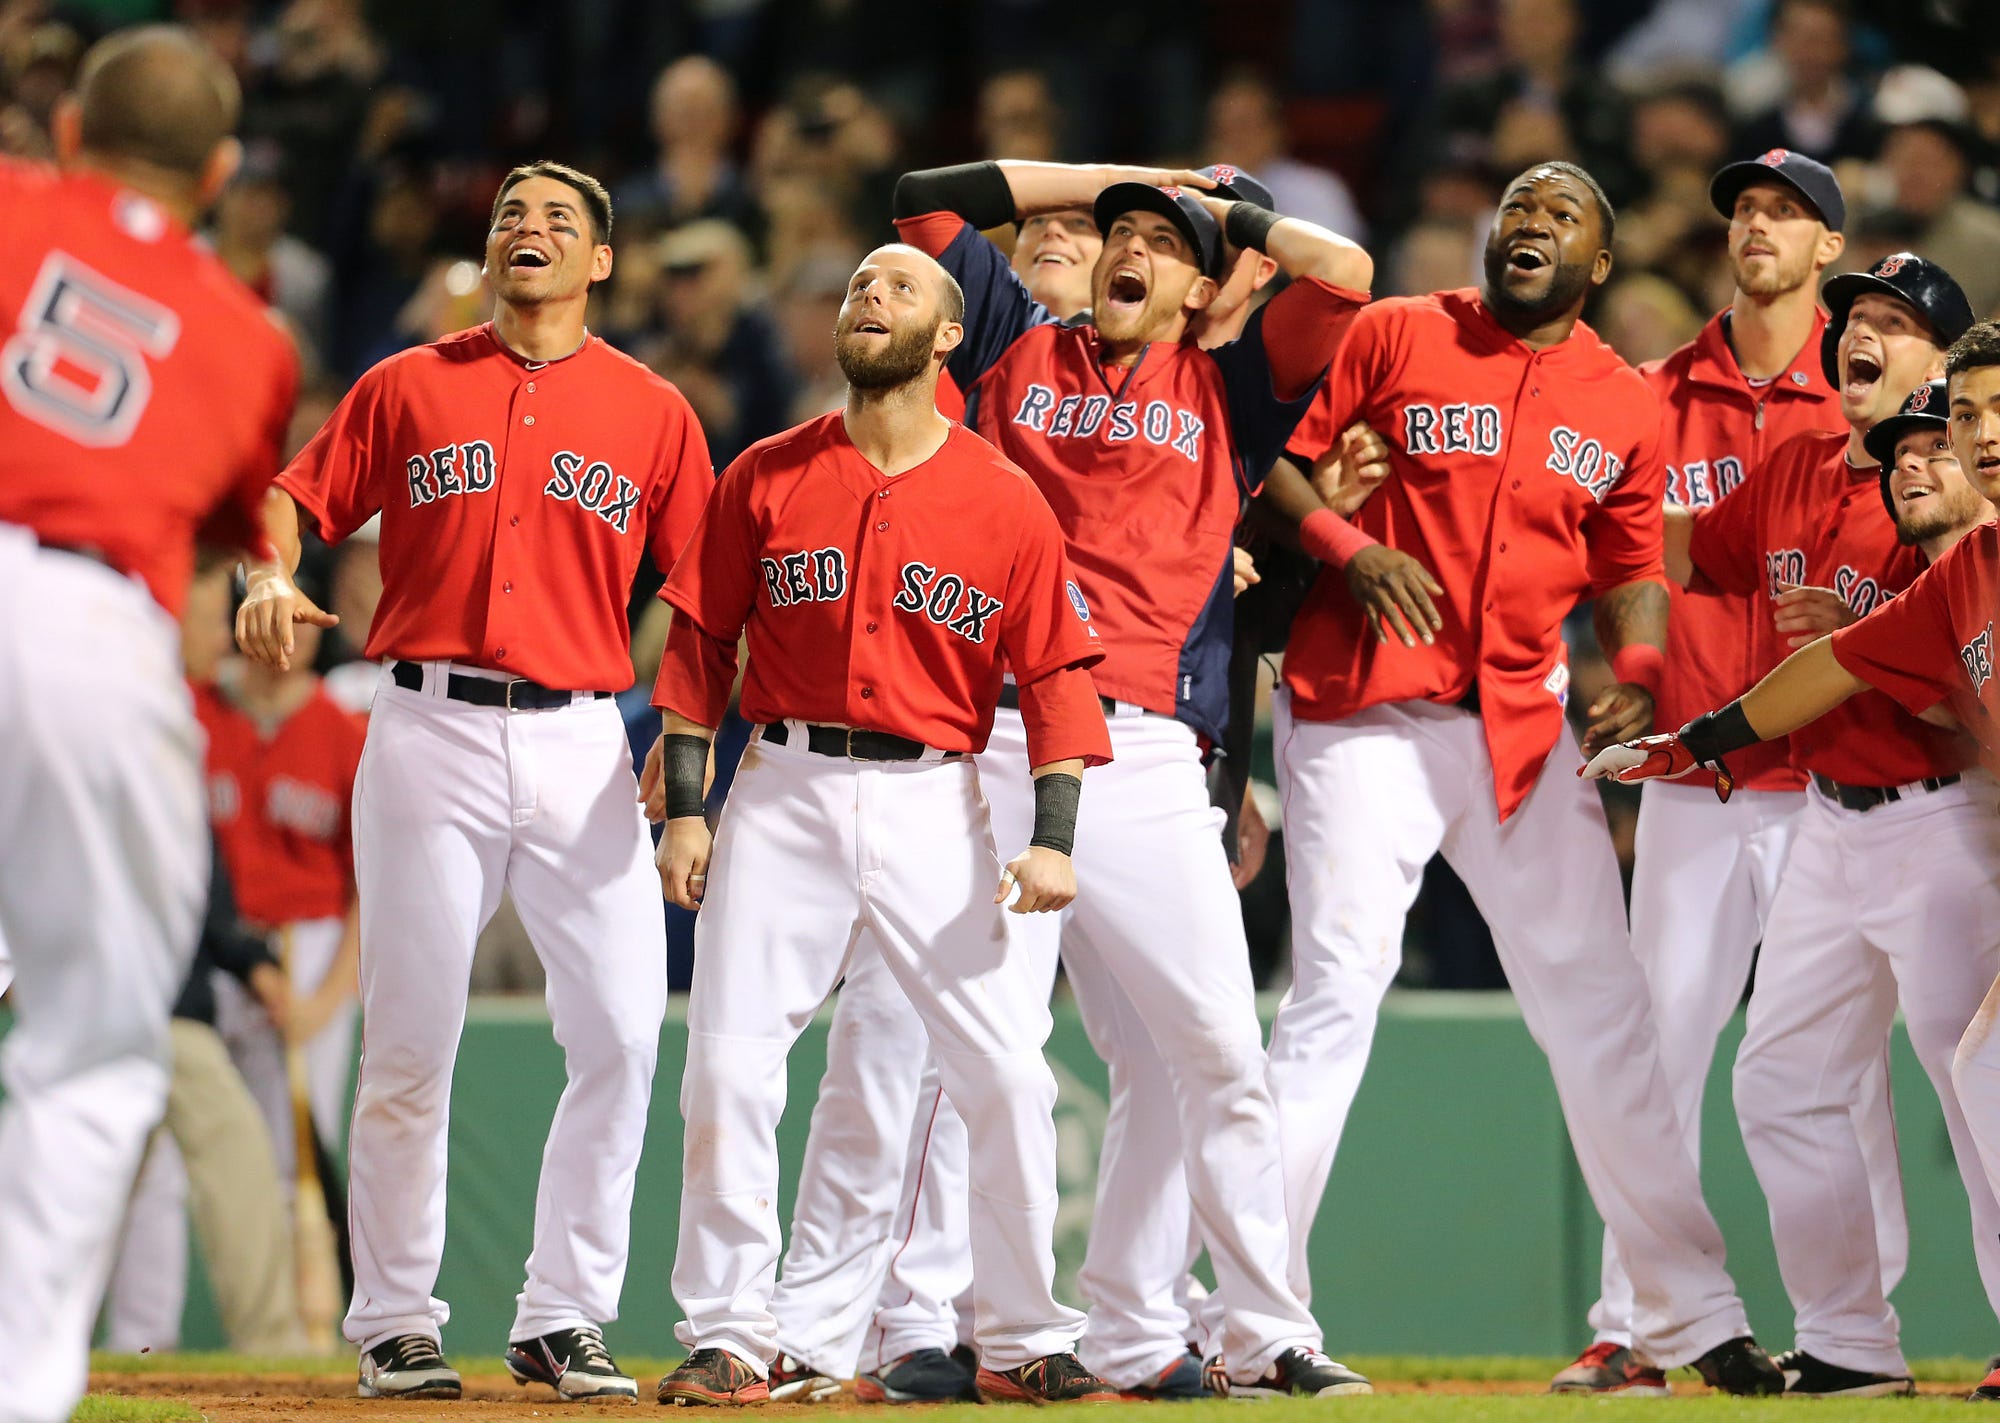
1590, 782, 1907, 1349
0, 528, 207, 1423
1269, 693, 1751, 1367
1735, 774, 2000, 1377
672, 727, 1080, 1373
345, 664, 668, 1351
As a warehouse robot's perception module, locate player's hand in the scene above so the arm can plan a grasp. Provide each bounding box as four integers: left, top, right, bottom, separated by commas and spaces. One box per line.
1344, 545, 1444, 647
1231, 790, 1270, 891
1115, 167, 1218, 194
997, 846, 1076, 914
288, 980, 344, 1045
247, 960, 292, 1034
1583, 682, 1656, 755
1312, 421, 1392, 517
1578, 731, 1734, 803
658, 816, 713, 910
236, 569, 338, 672
638, 735, 666, 822
1232, 545, 1260, 597
1772, 581, 1859, 650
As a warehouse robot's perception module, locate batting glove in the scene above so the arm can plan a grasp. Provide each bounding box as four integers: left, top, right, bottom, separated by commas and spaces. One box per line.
1579, 734, 1735, 803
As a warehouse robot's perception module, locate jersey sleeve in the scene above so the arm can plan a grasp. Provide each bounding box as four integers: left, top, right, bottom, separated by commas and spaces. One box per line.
1205, 277, 1366, 496
1279, 302, 1394, 467
997, 487, 1106, 686
1828, 563, 1956, 716
1582, 394, 1668, 594
1015, 665, 1113, 769
645, 388, 717, 573
1685, 460, 1770, 597
274, 363, 388, 543
892, 214, 1052, 390
197, 324, 300, 560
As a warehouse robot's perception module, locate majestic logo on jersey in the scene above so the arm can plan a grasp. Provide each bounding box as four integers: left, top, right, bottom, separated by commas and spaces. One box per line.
406, 440, 497, 508
892, 562, 1006, 643
1873, 255, 1907, 279
1963, 622, 1995, 697
1665, 456, 1746, 508
1547, 427, 1627, 500
761, 547, 848, 606
1401, 402, 1501, 457
545, 450, 642, 532
1009, 384, 1205, 462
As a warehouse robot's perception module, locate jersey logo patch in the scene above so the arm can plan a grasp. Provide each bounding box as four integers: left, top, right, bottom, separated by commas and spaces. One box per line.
892, 561, 1006, 643
761, 547, 848, 606
407, 440, 497, 508
545, 450, 641, 532
1546, 427, 1626, 500
1665, 456, 1745, 508
1066, 580, 1091, 622
1401, 401, 1501, 456
1009, 383, 1204, 462
1961, 622, 1993, 697
1543, 660, 1569, 707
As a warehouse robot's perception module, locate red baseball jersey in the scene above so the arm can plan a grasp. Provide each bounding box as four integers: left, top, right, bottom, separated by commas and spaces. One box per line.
195, 678, 366, 927
0, 160, 297, 616
277, 324, 712, 692
895, 210, 1364, 742
1686, 429, 1967, 785
653, 411, 1111, 766
1830, 521, 2000, 758
1281, 289, 1666, 820
1641, 307, 1838, 792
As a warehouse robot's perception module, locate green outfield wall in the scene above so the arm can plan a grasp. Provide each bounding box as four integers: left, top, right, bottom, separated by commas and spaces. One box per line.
8, 991, 1988, 1359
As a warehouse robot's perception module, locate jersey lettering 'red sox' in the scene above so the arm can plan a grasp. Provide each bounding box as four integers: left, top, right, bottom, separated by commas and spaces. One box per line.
1008, 384, 1206, 461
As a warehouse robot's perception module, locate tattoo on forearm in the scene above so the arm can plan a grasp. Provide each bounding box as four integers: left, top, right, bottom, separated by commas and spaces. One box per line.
1594, 579, 1668, 653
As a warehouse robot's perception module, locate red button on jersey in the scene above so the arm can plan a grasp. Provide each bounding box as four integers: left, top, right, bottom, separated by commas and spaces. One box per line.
0, 161, 298, 616
195, 678, 365, 927
277, 325, 712, 691
1282, 289, 1666, 820
1688, 429, 1966, 785
654, 413, 1106, 759
1641, 309, 1838, 792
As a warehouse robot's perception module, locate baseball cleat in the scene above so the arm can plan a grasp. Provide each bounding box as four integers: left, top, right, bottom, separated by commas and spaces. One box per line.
1971, 1366, 2000, 1401
977, 1352, 1121, 1403
1221, 1345, 1373, 1398
1691, 1336, 1784, 1396
358, 1333, 462, 1399
768, 1351, 842, 1403
505, 1324, 637, 1400
658, 1348, 770, 1407
1121, 1351, 1208, 1400
1548, 1341, 1670, 1396
1774, 1349, 1913, 1398
855, 1347, 980, 1403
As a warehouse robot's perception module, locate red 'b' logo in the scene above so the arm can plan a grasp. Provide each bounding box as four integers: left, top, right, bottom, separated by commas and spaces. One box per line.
1875, 254, 1907, 278
1212, 164, 1237, 187
1908, 383, 1931, 410
1160, 185, 1181, 198
1759, 147, 1790, 166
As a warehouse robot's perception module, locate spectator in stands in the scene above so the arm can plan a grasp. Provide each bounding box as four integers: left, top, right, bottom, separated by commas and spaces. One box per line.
772, 250, 854, 423
1203, 68, 1366, 241
1615, 79, 1735, 301
1594, 270, 1706, 365
979, 69, 1063, 161
0, 21, 78, 159
210, 146, 333, 366
1729, 0, 1879, 166
330, 165, 440, 378
1869, 119, 2000, 315
614, 56, 761, 243
240, 0, 380, 247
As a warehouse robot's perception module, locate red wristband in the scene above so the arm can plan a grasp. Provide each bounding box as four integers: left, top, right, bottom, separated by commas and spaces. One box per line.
1610, 643, 1666, 697
1298, 507, 1377, 570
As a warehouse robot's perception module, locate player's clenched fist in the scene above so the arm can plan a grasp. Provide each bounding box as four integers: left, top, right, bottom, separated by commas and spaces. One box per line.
236, 569, 338, 672
997, 846, 1076, 914
658, 815, 713, 910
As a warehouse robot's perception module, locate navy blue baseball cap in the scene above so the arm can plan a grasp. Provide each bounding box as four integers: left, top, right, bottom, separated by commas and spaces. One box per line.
1820, 251, 1975, 385
1710, 147, 1845, 231
1196, 163, 1275, 212
1093, 182, 1223, 278
1864, 377, 1950, 469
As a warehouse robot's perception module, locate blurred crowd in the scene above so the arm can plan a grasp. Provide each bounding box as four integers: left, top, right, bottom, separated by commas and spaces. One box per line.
6, 0, 2000, 1003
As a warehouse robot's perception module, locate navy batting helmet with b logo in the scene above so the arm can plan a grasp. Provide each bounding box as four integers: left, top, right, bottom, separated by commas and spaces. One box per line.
1819, 252, 1975, 386
1864, 377, 1951, 519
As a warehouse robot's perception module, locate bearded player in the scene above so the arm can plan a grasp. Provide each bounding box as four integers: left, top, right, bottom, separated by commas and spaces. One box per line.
0, 28, 298, 1423
1258, 162, 1781, 1393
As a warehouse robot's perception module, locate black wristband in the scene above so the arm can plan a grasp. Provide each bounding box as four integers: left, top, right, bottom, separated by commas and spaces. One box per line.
892, 162, 1016, 228
1679, 700, 1759, 767
1028, 772, 1083, 857
1225, 201, 1281, 253
663, 733, 710, 820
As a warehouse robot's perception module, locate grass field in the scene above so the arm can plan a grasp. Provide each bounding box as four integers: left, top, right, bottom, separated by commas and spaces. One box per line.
74, 1354, 1999, 1422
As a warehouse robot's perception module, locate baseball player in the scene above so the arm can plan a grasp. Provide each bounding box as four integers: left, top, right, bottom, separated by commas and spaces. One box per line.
1555, 149, 1909, 1394
236, 160, 712, 1400
1613, 251, 1995, 1395
646, 242, 1119, 1407
1260, 161, 1781, 1393
1588, 349, 2000, 1397
885, 157, 1375, 1399
0, 28, 298, 1423
1010, 208, 1101, 320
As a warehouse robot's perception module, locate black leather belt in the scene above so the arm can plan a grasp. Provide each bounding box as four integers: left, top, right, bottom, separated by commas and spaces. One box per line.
763, 721, 960, 761
996, 682, 1119, 716
1811, 771, 1960, 812
390, 660, 607, 711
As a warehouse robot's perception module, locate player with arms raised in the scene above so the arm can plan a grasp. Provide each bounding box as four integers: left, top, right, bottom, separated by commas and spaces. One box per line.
0, 27, 298, 1423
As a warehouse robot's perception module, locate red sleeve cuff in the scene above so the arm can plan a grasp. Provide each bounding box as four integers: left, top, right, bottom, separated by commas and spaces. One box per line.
1261, 277, 1370, 401
1015, 665, 1113, 768
652, 616, 739, 727
892, 212, 970, 259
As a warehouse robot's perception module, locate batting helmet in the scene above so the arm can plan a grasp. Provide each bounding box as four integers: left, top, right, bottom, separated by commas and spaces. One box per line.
1820, 252, 1975, 386
1865, 377, 1950, 521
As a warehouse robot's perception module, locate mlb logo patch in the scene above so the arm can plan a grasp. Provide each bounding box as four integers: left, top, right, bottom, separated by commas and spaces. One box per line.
1543, 660, 1569, 707
1066, 580, 1092, 622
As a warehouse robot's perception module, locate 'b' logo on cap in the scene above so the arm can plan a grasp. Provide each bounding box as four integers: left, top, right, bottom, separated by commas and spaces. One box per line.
1909, 383, 1931, 410
1759, 148, 1790, 166
1875, 254, 1907, 278
1212, 164, 1237, 187
1160, 185, 1181, 198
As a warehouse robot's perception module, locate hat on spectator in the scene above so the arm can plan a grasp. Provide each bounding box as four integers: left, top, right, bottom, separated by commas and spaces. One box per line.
1092, 183, 1223, 278
1710, 148, 1845, 232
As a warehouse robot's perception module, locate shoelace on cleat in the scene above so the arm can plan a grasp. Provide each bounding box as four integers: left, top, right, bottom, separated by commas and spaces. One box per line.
389, 1336, 447, 1369
567, 1331, 615, 1372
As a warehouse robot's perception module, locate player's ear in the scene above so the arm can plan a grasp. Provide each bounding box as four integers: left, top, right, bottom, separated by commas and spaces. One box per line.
1253, 252, 1279, 291
590, 243, 614, 285
1816, 227, 1846, 271
1184, 274, 1219, 314
50, 96, 81, 163
197, 136, 242, 208
934, 318, 964, 361
1590, 246, 1614, 288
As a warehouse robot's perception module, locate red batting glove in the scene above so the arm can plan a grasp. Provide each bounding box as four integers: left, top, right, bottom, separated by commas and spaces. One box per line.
1578, 733, 1734, 803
